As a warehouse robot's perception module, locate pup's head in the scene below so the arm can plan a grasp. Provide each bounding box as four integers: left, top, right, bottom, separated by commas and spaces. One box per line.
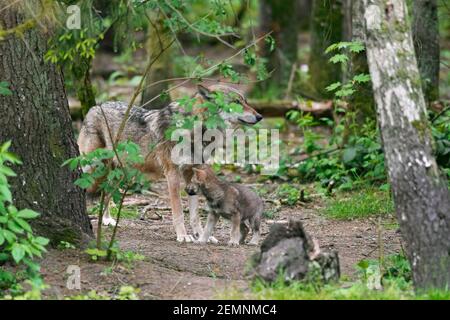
191, 166, 217, 188
196, 84, 263, 126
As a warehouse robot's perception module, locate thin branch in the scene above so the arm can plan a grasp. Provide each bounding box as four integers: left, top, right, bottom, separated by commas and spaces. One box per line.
114, 38, 176, 145
163, 0, 238, 49
140, 31, 272, 109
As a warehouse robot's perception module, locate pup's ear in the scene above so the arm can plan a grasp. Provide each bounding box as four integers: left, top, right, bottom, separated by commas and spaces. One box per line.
192, 167, 207, 182
197, 85, 212, 100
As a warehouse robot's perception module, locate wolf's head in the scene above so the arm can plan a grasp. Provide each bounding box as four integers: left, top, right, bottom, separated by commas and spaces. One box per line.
196, 84, 263, 126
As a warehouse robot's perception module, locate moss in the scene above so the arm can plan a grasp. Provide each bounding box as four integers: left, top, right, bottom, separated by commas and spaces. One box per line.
411, 119, 429, 142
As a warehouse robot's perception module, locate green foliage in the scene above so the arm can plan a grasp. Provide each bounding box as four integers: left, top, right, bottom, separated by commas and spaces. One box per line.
64, 141, 148, 205
322, 188, 393, 220
64, 140, 149, 255
276, 184, 303, 206
280, 109, 385, 190
167, 90, 245, 137
325, 41, 371, 98
0, 81, 12, 96
85, 241, 144, 268
430, 106, 450, 180
0, 142, 48, 295
67, 285, 140, 300
57, 241, 75, 250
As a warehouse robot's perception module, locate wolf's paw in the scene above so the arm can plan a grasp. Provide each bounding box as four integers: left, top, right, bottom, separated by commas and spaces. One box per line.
176, 234, 196, 243
208, 236, 219, 244
227, 240, 240, 247
102, 217, 117, 226
248, 240, 259, 246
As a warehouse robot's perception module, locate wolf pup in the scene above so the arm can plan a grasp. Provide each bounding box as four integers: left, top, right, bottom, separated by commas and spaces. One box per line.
191, 166, 263, 246
78, 84, 262, 243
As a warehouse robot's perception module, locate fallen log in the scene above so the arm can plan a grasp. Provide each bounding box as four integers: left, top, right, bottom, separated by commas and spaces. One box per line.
69, 98, 334, 121
247, 99, 334, 117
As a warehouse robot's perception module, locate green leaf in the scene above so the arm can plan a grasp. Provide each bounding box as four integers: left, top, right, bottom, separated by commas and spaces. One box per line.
11, 243, 25, 263
0, 165, 16, 176
0, 231, 4, 246
0, 140, 11, 152
329, 54, 349, 64
34, 236, 49, 246
3, 229, 16, 243
85, 248, 107, 257
17, 209, 40, 219
353, 73, 371, 83
357, 260, 370, 270
343, 148, 357, 163
7, 219, 23, 234
349, 41, 365, 53
0, 83, 12, 96
0, 184, 12, 203
14, 217, 32, 232
74, 176, 94, 189
325, 82, 341, 92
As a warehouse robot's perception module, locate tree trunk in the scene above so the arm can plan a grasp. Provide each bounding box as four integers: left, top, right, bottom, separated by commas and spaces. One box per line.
309, 0, 343, 98
0, 2, 93, 245
412, 0, 440, 104
298, 0, 313, 31
140, 14, 173, 110
349, 0, 375, 123
363, 0, 450, 291
257, 0, 300, 94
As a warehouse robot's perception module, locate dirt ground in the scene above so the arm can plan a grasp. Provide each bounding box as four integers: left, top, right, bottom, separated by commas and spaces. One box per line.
39, 178, 402, 300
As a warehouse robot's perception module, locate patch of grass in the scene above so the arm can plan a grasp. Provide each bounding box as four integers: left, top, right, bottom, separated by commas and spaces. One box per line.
110, 206, 140, 219
322, 188, 394, 220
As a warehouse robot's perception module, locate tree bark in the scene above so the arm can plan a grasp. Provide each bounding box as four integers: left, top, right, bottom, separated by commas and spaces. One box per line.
0, 2, 93, 245
140, 14, 173, 110
363, 0, 450, 291
349, 0, 375, 122
298, 0, 313, 31
309, 0, 343, 98
257, 0, 300, 93
412, 0, 440, 104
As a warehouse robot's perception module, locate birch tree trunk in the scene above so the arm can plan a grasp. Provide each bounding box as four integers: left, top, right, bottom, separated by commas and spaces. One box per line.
0, 1, 93, 245
363, 0, 450, 290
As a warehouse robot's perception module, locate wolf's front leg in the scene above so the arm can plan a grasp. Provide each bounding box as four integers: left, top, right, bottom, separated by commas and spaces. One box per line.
102, 197, 117, 226
199, 213, 219, 244
166, 170, 194, 243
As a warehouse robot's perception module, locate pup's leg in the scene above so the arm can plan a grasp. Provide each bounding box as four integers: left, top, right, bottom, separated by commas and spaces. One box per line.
239, 221, 249, 244
199, 213, 219, 244
188, 195, 203, 238
182, 167, 204, 238
248, 215, 261, 246
166, 169, 194, 242
228, 213, 241, 247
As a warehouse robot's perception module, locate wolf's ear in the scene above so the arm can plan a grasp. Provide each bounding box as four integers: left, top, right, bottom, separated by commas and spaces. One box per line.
197, 85, 212, 100
192, 167, 207, 181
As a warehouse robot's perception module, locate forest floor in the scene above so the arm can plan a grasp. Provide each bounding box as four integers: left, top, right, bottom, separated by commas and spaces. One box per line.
39, 178, 402, 300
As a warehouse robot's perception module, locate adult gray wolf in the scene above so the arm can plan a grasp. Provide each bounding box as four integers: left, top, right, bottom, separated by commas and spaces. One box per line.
77, 84, 263, 242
